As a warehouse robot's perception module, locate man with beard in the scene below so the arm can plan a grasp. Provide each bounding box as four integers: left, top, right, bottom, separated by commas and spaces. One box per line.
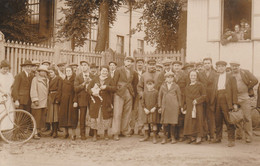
137, 59, 163, 143
112, 57, 135, 141
127, 58, 146, 136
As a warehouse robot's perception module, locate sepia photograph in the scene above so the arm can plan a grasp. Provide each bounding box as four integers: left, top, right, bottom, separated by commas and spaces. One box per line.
0, 0, 260, 165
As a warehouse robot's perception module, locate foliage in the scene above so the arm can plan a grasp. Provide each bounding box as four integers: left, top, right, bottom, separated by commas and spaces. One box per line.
0, 0, 41, 43
135, 0, 183, 52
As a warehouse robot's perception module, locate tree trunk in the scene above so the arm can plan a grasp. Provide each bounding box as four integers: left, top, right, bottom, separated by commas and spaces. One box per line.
95, 0, 109, 52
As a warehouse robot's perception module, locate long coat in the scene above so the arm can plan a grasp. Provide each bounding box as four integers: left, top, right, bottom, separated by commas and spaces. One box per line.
12, 71, 33, 105
30, 76, 49, 109
74, 72, 91, 107
87, 76, 116, 119
58, 74, 78, 128
183, 82, 206, 137
158, 82, 182, 124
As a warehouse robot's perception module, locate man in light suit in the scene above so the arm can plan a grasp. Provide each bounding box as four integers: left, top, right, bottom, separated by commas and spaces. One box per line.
12, 60, 33, 113
112, 56, 135, 141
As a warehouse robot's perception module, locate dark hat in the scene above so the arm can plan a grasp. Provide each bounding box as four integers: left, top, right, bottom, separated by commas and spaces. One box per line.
90, 63, 99, 69
124, 56, 135, 62
147, 59, 156, 65
21, 60, 33, 66
80, 60, 89, 65
69, 63, 78, 67
109, 61, 117, 66
164, 71, 175, 77
57, 62, 66, 67
216, 60, 227, 66
162, 59, 172, 66
196, 62, 203, 67
203, 57, 212, 62
182, 63, 193, 70
229, 60, 240, 66
41, 60, 51, 65
172, 61, 182, 65
136, 58, 145, 63
146, 78, 155, 84
0, 60, 10, 68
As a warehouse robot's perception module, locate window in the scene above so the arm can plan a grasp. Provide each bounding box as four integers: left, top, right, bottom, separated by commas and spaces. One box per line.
223, 0, 252, 40
137, 39, 144, 53
116, 35, 124, 54
28, 0, 40, 24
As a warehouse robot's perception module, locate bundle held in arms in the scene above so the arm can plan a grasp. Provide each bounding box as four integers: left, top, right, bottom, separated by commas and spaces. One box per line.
91, 83, 103, 103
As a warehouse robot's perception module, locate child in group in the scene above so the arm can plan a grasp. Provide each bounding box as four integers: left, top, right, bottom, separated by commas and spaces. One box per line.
158, 71, 182, 144
139, 79, 159, 144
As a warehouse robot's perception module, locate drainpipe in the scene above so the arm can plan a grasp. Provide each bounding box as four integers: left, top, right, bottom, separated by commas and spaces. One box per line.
129, 1, 132, 57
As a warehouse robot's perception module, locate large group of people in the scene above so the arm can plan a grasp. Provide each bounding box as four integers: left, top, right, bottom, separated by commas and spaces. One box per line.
0, 56, 259, 148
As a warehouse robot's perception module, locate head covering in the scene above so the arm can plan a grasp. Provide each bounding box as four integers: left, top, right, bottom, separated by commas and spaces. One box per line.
182, 63, 193, 70
80, 60, 89, 65
216, 60, 227, 66
162, 59, 172, 66
136, 58, 145, 63
109, 61, 117, 66
32, 60, 40, 66
124, 56, 135, 62
147, 59, 156, 65
146, 78, 155, 84
90, 63, 99, 69
69, 63, 78, 67
156, 63, 163, 68
172, 61, 182, 66
196, 62, 203, 67
21, 60, 33, 66
0, 60, 10, 68
164, 71, 175, 77
203, 57, 212, 62
41, 60, 51, 65
37, 65, 48, 72
57, 62, 66, 67
229, 61, 240, 66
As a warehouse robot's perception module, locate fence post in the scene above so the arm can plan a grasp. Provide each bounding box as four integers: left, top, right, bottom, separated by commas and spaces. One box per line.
54, 42, 61, 64
181, 48, 185, 64
0, 31, 5, 61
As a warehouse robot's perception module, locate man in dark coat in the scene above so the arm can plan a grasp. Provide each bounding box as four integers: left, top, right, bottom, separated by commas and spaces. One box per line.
74, 60, 91, 140
112, 56, 135, 141
212, 61, 238, 147
12, 60, 33, 113
109, 61, 117, 78
230, 61, 258, 143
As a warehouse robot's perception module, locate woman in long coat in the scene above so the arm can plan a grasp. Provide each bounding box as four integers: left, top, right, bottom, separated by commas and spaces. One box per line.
58, 66, 78, 140
158, 71, 182, 144
87, 66, 116, 141
46, 66, 62, 138
182, 70, 206, 144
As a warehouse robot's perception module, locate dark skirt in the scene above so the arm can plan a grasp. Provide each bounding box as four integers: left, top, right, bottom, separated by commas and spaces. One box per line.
31, 108, 46, 129
46, 103, 59, 123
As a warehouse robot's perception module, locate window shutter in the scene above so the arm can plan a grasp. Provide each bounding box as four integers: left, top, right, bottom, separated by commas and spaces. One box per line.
207, 0, 222, 41
252, 0, 260, 40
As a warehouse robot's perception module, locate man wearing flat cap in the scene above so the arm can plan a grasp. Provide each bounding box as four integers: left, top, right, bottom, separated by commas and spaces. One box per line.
89, 63, 99, 77
112, 56, 135, 140
230, 61, 258, 143
109, 61, 117, 78
69, 63, 79, 74
57, 62, 67, 80
127, 58, 146, 136
137, 58, 163, 143
12, 60, 33, 113
42, 60, 51, 67
212, 60, 238, 147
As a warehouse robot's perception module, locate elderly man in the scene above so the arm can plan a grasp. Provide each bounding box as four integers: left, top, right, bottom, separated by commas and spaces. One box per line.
212, 61, 238, 147
230, 61, 258, 143
112, 56, 136, 141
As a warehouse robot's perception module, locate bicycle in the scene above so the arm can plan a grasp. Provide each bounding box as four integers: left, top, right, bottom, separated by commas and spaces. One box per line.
0, 94, 36, 144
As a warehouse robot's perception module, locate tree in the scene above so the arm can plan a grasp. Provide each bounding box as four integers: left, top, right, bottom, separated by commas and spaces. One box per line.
0, 0, 41, 43
135, 0, 183, 52
57, 0, 122, 51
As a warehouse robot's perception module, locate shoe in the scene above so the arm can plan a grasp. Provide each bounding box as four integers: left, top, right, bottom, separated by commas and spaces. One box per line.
208, 138, 215, 144
92, 135, 97, 142
179, 137, 184, 142
113, 135, 120, 141
187, 138, 196, 144
161, 137, 167, 144
195, 137, 202, 144
63, 134, 69, 139
246, 138, 252, 143
228, 141, 235, 147
138, 130, 144, 136
104, 134, 109, 141
33, 134, 40, 140
139, 130, 149, 142
152, 132, 157, 144
119, 133, 126, 137
126, 129, 134, 136
71, 135, 76, 141
81, 135, 87, 140
53, 132, 58, 138
171, 137, 177, 144
236, 136, 242, 140
213, 139, 221, 143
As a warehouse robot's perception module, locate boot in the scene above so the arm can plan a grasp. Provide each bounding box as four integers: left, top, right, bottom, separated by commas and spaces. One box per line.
161, 135, 167, 144
104, 130, 109, 141
152, 131, 157, 144
171, 125, 177, 144
42, 123, 51, 132
139, 130, 149, 142
92, 129, 97, 142
63, 128, 69, 139
52, 122, 58, 138
138, 129, 144, 136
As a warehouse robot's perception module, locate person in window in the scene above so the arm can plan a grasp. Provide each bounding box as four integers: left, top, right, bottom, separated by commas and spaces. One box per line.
221, 28, 238, 45
234, 24, 243, 40
244, 22, 251, 40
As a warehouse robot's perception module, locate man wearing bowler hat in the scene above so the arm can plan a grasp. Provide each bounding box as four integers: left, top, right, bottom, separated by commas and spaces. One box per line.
230, 61, 258, 143
112, 56, 136, 140
12, 60, 33, 113
212, 60, 238, 147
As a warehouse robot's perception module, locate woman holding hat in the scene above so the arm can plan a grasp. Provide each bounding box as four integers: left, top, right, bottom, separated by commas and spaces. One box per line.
0, 60, 15, 131
30, 65, 49, 139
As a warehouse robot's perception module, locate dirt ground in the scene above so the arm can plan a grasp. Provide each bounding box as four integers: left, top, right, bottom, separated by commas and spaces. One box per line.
0, 129, 260, 166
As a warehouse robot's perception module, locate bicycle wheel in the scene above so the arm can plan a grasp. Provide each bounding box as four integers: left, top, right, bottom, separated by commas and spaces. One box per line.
0, 109, 36, 144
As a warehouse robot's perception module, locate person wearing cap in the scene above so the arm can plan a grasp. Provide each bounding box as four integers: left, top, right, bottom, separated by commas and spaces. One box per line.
90, 63, 99, 77
30, 65, 49, 139
127, 58, 146, 136
57, 62, 67, 80
12, 60, 33, 113
42, 60, 51, 67
139, 78, 159, 144
156, 63, 163, 72
212, 60, 238, 147
199, 57, 218, 143
109, 61, 117, 78
69, 63, 79, 74
230, 61, 258, 143
137, 58, 163, 141
31, 60, 40, 77
161, 59, 172, 73
74, 60, 91, 140
158, 71, 182, 144
111, 56, 135, 141
196, 62, 204, 72
0, 60, 15, 131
